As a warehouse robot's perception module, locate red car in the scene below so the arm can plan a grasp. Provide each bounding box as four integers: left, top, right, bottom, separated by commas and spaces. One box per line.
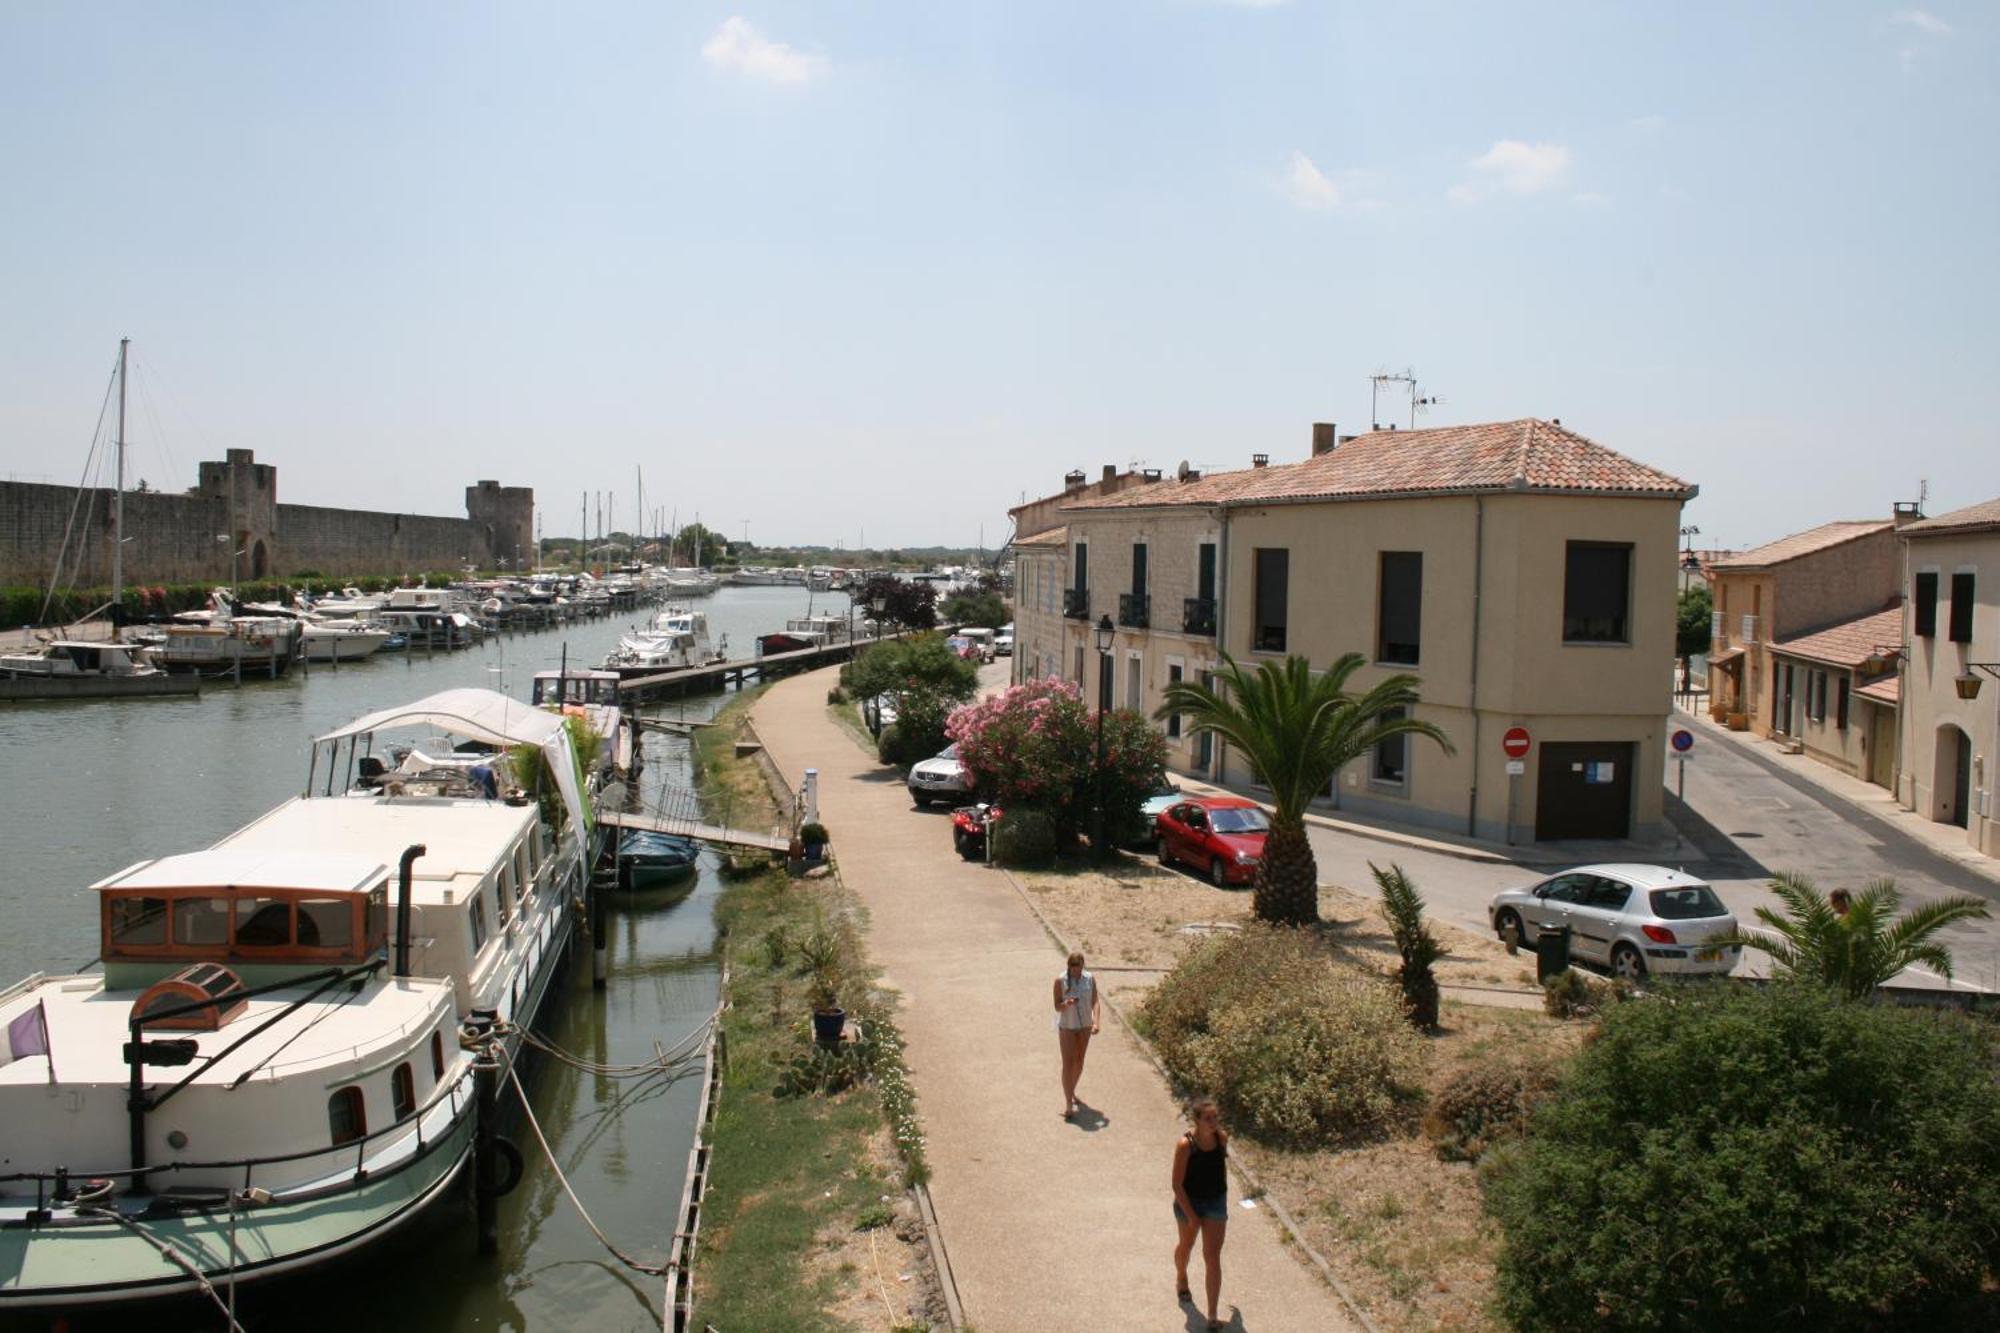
1156, 796, 1271, 887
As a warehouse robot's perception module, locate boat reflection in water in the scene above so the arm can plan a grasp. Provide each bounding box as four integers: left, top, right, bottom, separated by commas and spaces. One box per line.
0, 689, 590, 1316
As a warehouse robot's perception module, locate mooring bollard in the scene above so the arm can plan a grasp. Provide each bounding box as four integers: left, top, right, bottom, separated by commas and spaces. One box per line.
473, 1043, 501, 1255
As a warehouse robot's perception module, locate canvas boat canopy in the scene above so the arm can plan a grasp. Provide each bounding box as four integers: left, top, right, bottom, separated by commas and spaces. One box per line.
316, 688, 589, 833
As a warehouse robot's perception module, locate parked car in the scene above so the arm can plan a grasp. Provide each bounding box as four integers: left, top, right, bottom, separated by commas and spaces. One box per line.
863, 692, 900, 736
1123, 779, 1183, 848
1487, 864, 1741, 981
957, 627, 997, 662
994, 625, 1014, 656
908, 742, 973, 807
1156, 796, 1270, 887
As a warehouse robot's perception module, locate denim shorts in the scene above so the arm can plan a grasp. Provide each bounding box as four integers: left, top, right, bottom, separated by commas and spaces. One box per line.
1174, 1195, 1228, 1224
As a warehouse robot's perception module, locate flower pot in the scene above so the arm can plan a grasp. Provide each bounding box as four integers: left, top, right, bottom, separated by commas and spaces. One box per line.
812, 1006, 846, 1046
803, 841, 825, 863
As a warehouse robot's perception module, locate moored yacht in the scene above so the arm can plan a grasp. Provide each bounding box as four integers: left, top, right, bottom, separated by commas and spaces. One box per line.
0, 689, 591, 1312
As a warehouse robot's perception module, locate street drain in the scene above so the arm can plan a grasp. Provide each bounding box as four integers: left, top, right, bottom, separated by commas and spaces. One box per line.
1729, 832, 1764, 838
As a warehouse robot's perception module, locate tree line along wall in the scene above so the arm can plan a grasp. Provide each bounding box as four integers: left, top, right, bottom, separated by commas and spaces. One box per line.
0, 477, 532, 588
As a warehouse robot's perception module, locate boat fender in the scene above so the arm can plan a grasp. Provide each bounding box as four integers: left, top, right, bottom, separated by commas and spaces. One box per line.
491, 1136, 525, 1198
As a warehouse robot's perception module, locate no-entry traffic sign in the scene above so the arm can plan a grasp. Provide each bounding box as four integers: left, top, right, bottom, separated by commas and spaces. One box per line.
1502, 726, 1532, 759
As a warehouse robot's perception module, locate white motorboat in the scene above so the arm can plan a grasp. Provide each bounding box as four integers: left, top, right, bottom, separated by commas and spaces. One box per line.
0, 639, 199, 700
299, 622, 393, 662
0, 689, 593, 1312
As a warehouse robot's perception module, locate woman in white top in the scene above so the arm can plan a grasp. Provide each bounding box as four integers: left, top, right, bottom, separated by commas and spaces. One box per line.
1053, 950, 1101, 1118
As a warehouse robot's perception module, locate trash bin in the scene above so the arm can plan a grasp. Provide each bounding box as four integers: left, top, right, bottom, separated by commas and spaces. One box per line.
1535, 924, 1572, 983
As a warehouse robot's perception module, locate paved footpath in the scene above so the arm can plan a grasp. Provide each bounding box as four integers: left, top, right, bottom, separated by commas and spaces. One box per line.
753, 666, 1358, 1333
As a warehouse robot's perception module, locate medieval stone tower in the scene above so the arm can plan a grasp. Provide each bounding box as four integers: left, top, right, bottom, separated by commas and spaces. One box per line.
466, 480, 536, 569
196, 449, 280, 580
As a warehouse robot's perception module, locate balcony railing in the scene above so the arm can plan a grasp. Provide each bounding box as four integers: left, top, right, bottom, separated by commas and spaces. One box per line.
1063, 588, 1091, 621
1182, 597, 1216, 637
1118, 593, 1150, 629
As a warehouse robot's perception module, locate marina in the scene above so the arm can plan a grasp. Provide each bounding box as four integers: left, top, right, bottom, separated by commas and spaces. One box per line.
0, 583, 841, 1331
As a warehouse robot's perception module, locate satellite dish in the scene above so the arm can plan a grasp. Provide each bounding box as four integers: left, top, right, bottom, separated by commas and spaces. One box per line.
1176, 459, 1192, 482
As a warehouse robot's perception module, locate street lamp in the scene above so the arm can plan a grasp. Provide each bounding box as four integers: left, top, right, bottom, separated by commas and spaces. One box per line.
215, 533, 246, 601
1092, 614, 1114, 859
870, 592, 887, 641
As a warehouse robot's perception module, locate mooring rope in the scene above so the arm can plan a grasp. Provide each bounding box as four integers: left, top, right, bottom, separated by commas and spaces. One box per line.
78, 1203, 248, 1333
501, 1016, 711, 1078
497, 1048, 669, 1277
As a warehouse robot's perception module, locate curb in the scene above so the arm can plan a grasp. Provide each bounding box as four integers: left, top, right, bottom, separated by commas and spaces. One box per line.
997, 865, 1384, 1333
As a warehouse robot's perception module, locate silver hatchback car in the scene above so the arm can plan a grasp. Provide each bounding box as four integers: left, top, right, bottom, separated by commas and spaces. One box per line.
1488, 863, 1741, 981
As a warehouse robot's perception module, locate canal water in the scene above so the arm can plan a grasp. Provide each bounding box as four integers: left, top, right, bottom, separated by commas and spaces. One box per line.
0, 584, 847, 1333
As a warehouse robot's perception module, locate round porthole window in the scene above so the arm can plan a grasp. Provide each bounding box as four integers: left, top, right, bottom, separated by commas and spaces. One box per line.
166, 1130, 189, 1150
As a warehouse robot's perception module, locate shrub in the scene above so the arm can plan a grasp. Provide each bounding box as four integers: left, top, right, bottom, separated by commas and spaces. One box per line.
1141, 925, 1425, 1145
1374, 862, 1445, 1029
885, 689, 952, 765
798, 821, 829, 845
1425, 1064, 1557, 1162
991, 807, 1058, 867
825, 685, 847, 704
1486, 981, 2000, 1332
1540, 968, 1627, 1019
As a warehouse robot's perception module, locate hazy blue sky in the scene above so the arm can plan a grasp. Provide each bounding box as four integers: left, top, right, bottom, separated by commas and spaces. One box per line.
2, 3, 1993, 551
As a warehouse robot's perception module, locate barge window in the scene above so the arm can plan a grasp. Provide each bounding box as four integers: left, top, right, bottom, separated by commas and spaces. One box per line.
391, 1063, 416, 1120
328, 1086, 366, 1146
366, 889, 386, 951
514, 845, 531, 900
234, 897, 290, 947
298, 897, 353, 949
431, 1029, 445, 1081
173, 897, 231, 948
109, 896, 170, 947
469, 894, 488, 954
494, 871, 513, 925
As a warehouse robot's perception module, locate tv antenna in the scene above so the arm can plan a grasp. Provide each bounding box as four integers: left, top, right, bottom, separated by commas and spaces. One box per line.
1370, 368, 1443, 430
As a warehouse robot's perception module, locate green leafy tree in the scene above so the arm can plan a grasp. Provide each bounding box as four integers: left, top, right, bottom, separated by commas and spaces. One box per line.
844, 634, 978, 706
1487, 982, 2000, 1331
1676, 584, 1712, 659
1374, 862, 1445, 1029
940, 588, 1008, 629
672, 522, 721, 565
1718, 871, 1991, 998
1157, 653, 1452, 925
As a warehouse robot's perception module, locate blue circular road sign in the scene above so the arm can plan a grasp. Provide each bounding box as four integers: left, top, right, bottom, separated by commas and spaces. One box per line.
1671, 728, 1694, 753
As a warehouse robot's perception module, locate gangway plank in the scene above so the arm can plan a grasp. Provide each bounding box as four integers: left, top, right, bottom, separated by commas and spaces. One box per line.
598, 809, 792, 853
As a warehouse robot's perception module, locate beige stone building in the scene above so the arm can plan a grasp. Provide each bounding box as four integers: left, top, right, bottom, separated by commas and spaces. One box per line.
1897, 497, 2000, 856
1018, 419, 1695, 844
1764, 605, 1904, 789
1704, 516, 1907, 736
1009, 465, 1168, 688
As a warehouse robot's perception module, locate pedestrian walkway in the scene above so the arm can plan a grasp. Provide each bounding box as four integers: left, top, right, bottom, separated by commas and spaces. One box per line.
1680, 708, 2000, 889
752, 667, 1359, 1333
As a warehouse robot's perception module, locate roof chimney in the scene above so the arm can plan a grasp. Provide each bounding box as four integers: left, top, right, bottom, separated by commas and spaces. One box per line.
1063, 469, 1086, 492
1101, 465, 1116, 484
1311, 422, 1338, 456
1141, 467, 1163, 482
1893, 501, 1924, 526
1251, 453, 1269, 468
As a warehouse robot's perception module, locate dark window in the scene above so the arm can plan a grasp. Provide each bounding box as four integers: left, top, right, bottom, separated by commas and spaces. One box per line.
1131, 542, 1147, 596
1166, 664, 1183, 739
173, 897, 231, 948
1808, 670, 1826, 723
469, 894, 488, 954
430, 1029, 446, 1081
328, 1086, 366, 1147
1586, 877, 1632, 910
1949, 572, 1975, 643
234, 897, 289, 947
1649, 885, 1728, 919
1372, 707, 1407, 784
1541, 873, 1591, 904
391, 1063, 416, 1120
1563, 542, 1632, 642
297, 897, 352, 949
1197, 543, 1217, 603
1377, 552, 1423, 665
1914, 572, 1938, 636
1072, 542, 1088, 595
1253, 549, 1289, 652
109, 896, 170, 948
1836, 676, 1850, 730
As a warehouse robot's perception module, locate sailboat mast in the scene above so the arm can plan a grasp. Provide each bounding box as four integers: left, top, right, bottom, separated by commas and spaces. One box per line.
113, 336, 128, 634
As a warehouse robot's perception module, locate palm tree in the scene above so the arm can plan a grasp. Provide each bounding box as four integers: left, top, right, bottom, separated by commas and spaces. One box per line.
1720, 872, 1991, 999
1155, 652, 1452, 925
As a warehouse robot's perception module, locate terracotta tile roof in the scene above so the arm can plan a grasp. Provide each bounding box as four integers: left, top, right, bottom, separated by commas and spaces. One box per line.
1061, 419, 1693, 511
1902, 496, 2000, 538
1012, 526, 1068, 549
1856, 676, 1900, 706
1770, 605, 1905, 669
1707, 520, 1892, 571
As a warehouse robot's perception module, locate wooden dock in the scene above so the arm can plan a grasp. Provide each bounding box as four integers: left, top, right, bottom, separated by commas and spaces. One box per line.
615, 635, 878, 700
598, 809, 792, 853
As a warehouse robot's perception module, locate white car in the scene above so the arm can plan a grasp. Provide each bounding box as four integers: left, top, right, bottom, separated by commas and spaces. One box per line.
994, 625, 1014, 657
907, 743, 973, 807
1487, 864, 1741, 981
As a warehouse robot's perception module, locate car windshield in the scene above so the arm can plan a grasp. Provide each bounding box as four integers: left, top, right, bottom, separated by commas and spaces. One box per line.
1649, 885, 1727, 919
939, 744, 958, 761
1208, 807, 1269, 834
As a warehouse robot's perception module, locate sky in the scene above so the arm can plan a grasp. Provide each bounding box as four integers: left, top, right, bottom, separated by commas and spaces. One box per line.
1, 2, 1994, 552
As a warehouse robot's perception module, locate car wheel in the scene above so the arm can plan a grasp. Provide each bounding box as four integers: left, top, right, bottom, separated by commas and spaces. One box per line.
1495, 908, 1526, 948
952, 827, 966, 855
1158, 841, 1174, 868
1209, 858, 1228, 888
1612, 944, 1646, 981
910, 793, 929, 808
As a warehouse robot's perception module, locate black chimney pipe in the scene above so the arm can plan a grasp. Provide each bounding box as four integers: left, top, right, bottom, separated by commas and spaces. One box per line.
395, 844, 427, 978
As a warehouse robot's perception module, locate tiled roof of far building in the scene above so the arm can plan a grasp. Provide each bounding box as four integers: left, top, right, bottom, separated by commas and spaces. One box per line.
1902, 496, 2000, 538
1707, 520, 1892, 570
1060, 419, 1693, 511
1855, 675, 1900, 706
1012, 525, 1068, 548
1770, 605, 1905, 669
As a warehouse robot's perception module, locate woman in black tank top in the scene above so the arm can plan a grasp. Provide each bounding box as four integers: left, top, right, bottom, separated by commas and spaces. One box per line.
1171, 1096, 1230, 1329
